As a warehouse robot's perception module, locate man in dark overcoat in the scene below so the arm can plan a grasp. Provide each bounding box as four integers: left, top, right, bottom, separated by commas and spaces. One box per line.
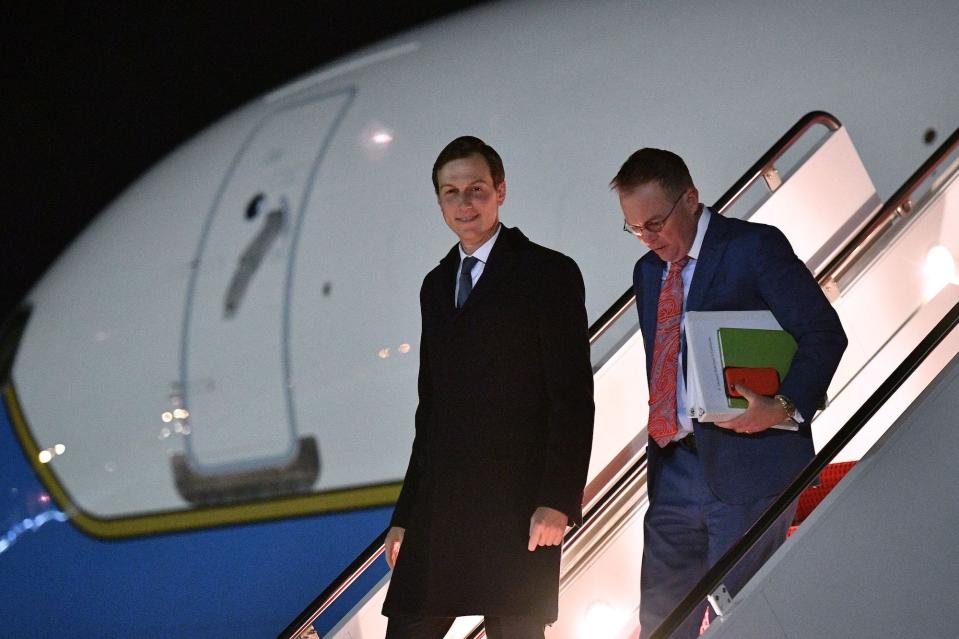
381, 136, 595, 639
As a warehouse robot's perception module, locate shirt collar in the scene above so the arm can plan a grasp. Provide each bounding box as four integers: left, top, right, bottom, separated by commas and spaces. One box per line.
681, 205, 711, 263
458, 222, 502, 264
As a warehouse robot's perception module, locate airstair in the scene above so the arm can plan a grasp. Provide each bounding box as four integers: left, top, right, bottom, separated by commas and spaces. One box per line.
279, 114, 959, 639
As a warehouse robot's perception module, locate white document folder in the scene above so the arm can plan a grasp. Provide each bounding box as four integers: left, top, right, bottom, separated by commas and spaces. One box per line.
685, 310, 799, 429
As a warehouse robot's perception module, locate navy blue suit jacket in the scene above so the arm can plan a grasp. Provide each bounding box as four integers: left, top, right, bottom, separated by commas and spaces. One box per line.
634, 211, 847, 505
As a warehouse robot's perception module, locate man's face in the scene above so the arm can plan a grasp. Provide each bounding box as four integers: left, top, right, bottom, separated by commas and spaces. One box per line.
436, 154, 505, 251
619, 181, 699, 263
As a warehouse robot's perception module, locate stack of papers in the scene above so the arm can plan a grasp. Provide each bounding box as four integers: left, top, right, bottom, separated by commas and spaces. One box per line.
685, 310, 799, 429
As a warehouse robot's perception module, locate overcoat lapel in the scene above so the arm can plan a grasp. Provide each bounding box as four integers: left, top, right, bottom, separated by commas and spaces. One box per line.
460, 227, 520, 311
432, 225, 524, 319
685, 212, 729, 312
434, 245, 460, 320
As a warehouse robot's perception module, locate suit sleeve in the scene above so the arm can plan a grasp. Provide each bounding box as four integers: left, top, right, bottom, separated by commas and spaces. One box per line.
755, 226, 848, 426
535, 256, 595, 526
390, 281, 432, 528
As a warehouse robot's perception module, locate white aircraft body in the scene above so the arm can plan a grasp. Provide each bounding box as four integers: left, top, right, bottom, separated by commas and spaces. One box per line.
2, 1, 958, 637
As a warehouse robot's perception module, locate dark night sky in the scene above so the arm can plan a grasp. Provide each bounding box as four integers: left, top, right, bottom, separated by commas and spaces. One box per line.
2, 1, 487, 319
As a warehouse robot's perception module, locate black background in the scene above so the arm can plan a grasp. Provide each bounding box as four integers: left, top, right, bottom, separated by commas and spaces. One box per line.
2, 2, 487, 319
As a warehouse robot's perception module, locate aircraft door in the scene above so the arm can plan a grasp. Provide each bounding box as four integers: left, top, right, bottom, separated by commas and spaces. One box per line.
177, 89, 354, 500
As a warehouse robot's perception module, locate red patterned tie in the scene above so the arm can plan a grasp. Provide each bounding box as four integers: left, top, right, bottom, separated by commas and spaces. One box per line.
648, 256, 690, 448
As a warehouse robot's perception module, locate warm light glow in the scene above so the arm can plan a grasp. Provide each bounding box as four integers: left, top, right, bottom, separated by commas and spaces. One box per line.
923, 244, 957, 301
359, 122, 396, 156
580, 600, 629, 638
378, 348, 390, 359
38, 450, 53, 464
53, 444, 66, 455
398, 343, 411, 354
173, 408, 190, 420
161, 411, 174, 423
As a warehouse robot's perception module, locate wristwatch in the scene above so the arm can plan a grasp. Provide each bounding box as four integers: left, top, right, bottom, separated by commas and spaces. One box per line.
774, 394, 798, 425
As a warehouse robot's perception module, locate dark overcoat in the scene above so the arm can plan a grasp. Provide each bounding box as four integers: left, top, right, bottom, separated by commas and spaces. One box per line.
382, 225, 594, 622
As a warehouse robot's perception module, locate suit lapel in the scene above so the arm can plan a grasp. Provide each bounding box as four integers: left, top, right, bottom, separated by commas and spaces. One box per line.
641, 256, 664, 335
686, 212, 730, 312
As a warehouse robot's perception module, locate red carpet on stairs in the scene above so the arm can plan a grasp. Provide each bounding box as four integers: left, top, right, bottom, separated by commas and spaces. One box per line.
787, 461, 857, 537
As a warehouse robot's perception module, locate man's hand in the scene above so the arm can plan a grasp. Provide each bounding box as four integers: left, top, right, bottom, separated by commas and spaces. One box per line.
384, 526, 405, 569
714, 384, 787, 434
528, 506, 568, 551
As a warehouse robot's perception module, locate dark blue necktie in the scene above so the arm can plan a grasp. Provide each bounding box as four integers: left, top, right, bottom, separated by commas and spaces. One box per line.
456, 256, 478, 308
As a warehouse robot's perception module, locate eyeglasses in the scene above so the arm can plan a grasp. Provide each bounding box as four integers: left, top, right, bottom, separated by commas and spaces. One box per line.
622, 190, 685, 237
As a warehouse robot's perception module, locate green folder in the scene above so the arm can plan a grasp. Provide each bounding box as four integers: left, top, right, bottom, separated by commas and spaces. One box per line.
717, 327, 798, 409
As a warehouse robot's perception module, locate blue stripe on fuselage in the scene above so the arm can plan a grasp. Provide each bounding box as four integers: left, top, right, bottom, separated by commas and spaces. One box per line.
0, 402, 391, 637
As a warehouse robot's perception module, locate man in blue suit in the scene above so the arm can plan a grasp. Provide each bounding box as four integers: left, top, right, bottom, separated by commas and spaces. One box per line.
611, 148, 847, 638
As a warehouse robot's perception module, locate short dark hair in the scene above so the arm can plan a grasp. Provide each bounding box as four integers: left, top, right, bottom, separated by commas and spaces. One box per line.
432, 136, 505, 193
609, 148, 693, 198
